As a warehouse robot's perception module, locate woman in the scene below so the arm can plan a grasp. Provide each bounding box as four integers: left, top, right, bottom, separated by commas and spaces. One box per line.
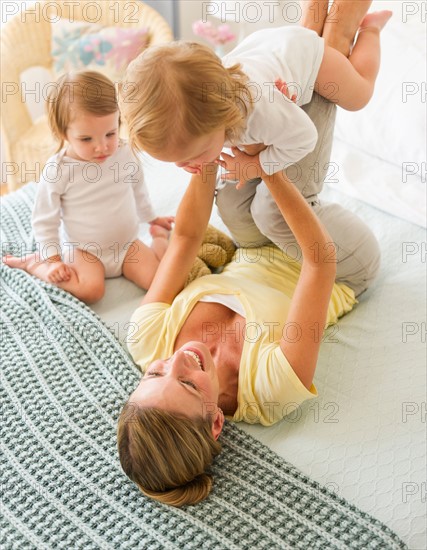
117, 2, 380, 507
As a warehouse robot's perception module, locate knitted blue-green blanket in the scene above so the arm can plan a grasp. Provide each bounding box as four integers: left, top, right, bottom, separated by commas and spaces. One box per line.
1, 184, 406, 550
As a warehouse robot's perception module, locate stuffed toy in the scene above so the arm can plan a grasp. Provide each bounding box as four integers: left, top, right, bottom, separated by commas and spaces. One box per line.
186, 225, 236, 285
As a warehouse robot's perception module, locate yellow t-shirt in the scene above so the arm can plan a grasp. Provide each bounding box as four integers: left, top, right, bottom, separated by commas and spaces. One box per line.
128, 245, 356, 426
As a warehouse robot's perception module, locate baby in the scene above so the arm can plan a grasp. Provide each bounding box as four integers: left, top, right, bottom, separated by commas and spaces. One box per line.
118, 11, 391, 186
3, 71, 174, 303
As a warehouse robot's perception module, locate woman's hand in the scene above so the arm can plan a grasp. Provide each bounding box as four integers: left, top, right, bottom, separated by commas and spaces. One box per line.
149, 216, 175, 231
217, 147, 262, 189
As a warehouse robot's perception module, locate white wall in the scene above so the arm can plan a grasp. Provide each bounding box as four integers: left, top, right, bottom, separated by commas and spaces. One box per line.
144, 0, 179, 37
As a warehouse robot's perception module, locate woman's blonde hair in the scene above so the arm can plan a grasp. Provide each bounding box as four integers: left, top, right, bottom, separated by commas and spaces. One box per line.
117, 405, 222, 507
47, 70, 119, 151
118, 41, 253, 154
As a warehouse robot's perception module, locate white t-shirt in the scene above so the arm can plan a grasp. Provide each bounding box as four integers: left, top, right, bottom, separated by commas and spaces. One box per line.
32, 142, 156, 254
222, 26, 325, 174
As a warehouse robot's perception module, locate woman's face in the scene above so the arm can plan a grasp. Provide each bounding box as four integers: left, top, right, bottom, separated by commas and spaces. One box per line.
129, 341, 222, 423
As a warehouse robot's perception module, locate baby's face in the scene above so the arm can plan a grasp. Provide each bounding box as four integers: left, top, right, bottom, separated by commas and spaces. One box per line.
65, 111, 120, 163
146, 128, 226, 175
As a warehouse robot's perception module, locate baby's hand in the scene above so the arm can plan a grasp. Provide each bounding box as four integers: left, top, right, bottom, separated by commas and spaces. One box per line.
149, 216, 175, 230
217, 147, 262, 189
182, 165, 202, 175
46, 260, 72, 283
275, 78, 297, 103
150, 224, 170, 240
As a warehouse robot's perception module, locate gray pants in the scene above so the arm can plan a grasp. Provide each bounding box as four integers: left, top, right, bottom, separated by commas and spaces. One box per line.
215, 93, 380, 297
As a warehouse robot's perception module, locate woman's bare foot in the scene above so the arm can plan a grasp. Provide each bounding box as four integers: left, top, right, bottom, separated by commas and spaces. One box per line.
300, 0, 329, 35
149, 224, 170, 240
359, 10, 393, 33
322, 0, 372, 57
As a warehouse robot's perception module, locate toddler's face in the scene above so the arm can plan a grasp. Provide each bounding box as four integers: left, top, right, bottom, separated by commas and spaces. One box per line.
146, 128, 226, 175
65, 111, 120, 163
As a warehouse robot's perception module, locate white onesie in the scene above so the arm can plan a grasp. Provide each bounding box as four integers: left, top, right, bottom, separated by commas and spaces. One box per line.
222, 25, 325, 174
32, 141, 156, 277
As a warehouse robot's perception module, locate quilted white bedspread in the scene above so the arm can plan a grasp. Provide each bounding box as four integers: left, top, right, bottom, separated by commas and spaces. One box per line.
92, 157, 426, 549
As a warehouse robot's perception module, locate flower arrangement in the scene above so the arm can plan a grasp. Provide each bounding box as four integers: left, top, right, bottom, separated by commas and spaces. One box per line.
192, 20, 236, 48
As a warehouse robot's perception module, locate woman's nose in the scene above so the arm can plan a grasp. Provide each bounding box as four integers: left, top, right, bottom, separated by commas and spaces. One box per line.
168, 351, 190, 375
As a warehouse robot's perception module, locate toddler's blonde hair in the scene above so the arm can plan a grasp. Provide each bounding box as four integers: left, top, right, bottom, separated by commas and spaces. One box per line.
47, 71, 119, 152
118, 42, 253, 154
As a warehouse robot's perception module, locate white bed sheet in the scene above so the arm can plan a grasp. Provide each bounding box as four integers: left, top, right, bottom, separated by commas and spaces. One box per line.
92, 157, 426, 548
329, 139, 427, 229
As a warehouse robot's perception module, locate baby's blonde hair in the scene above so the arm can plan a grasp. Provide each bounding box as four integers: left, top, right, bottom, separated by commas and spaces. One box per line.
117, 405, 221, 507
47, 71, 119, 151
118, 42, 253, 154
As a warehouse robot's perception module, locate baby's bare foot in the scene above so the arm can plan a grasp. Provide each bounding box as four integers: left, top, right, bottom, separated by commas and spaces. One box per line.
359, 10, 393, 33
2, 253, 72, 285
150, 224, 170, 240
2, 253, 38, 272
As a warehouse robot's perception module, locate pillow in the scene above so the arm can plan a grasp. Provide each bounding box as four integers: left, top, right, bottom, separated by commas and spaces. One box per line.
51, 18, 149, 83
330, 0, 426, 227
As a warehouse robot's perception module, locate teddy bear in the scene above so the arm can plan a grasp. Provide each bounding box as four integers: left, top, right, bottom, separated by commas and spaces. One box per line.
186, 225, 237, 285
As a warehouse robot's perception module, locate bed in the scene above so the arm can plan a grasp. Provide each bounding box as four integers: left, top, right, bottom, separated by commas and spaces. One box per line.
1, 173, 423, 550
1, 1, 425, 548
100, 161, 426, 549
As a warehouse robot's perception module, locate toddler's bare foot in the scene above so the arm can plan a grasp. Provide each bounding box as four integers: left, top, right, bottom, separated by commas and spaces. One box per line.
3, 253, 38, 272
2, 253, 72, 283
149, 224, 170, 240
359, 10, 393, 33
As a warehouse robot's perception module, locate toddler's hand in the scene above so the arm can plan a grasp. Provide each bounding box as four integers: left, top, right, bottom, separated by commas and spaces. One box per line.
217, 147, 262, 189
275, 78, 297, 103
46, 260, 72, 283
150, 224, 170, 240
182, 165, 202, 175
150, 216, 175, 230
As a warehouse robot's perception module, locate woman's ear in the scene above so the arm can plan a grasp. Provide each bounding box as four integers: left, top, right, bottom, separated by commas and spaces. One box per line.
211, 408, 225, 440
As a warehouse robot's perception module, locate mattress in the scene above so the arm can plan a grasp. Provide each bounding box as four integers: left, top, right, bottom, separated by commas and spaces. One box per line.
91, 156, 426, 549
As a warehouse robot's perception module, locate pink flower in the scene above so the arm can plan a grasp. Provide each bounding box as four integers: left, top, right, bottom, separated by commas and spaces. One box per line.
216, 24, 236, 44
104, 28, 149, 71
192, 20, 236, 46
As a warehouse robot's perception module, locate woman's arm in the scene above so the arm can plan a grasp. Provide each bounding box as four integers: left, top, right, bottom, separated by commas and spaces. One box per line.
142, 163, 218, 306
220, 150, 336, 389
